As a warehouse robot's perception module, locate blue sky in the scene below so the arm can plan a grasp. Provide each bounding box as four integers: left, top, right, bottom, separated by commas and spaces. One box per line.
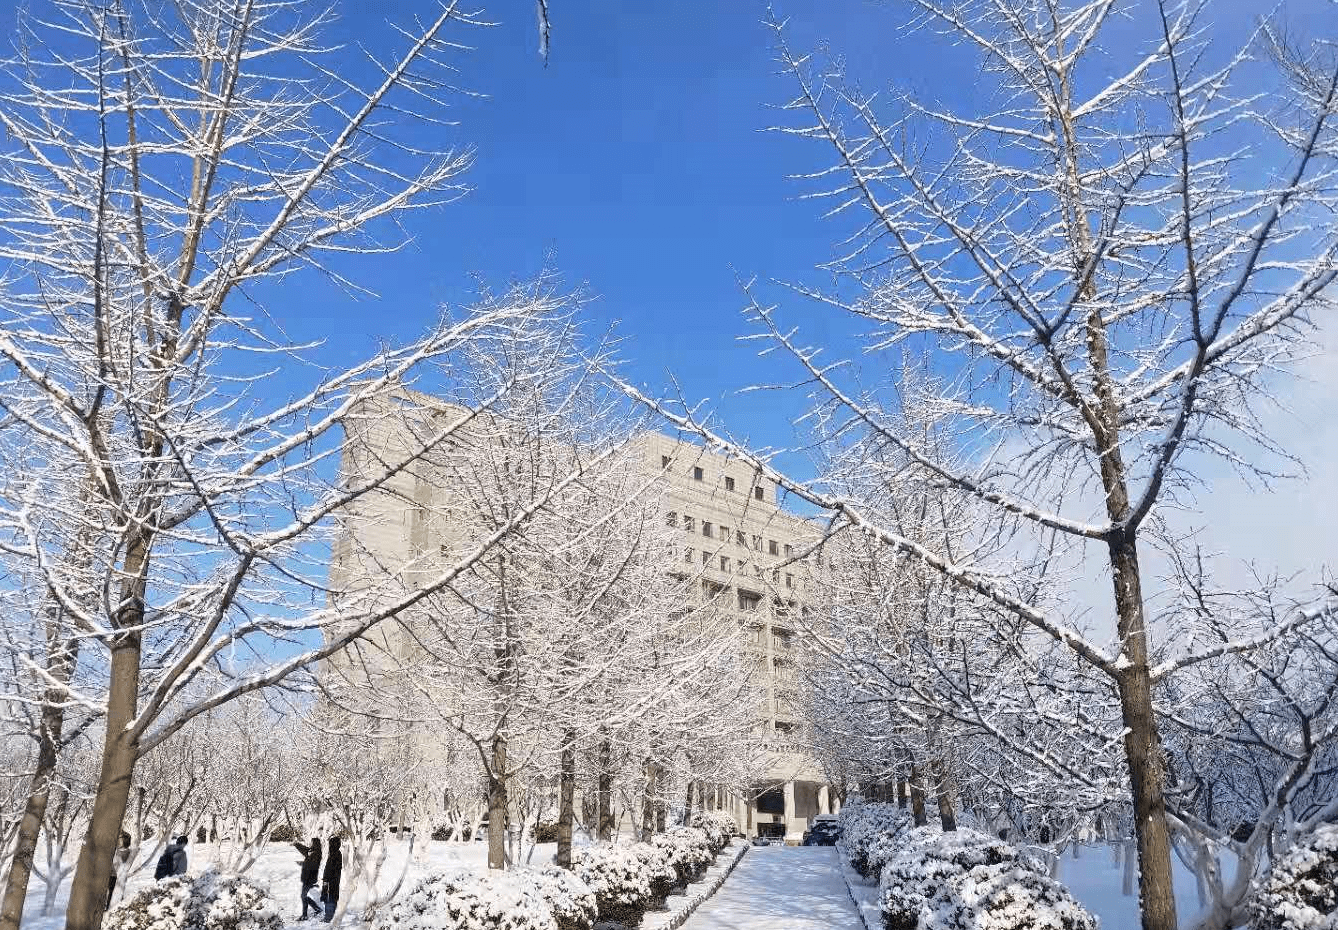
286, 0, 1335, 465
87, 0, 1332, 601
280, 1, 975, 461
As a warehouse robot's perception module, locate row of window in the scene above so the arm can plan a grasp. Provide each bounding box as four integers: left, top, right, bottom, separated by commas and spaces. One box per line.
680, 546, 796, 588
666, 512, 795, 558
661, 454, 769, 501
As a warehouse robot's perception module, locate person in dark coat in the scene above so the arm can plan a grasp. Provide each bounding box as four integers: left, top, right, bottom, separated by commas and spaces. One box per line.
292, 837, 322, 919
320, 836, 342, 922
155, 836, 186, 880
172, 835, 189, 876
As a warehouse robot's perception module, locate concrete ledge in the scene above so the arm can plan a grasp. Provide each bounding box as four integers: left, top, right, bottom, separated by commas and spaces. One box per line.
835, 842, 881, 930
641, 841, 749, 930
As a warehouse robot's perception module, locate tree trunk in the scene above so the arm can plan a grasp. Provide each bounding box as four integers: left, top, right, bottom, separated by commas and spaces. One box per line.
896, 778, 908, 809
683, 780, 694, 825
908, 767, 927, 827
1123, 837, 1137, 897
0, 653, 74, 930
934, 761, 957, 832
65, 634, 142, 930
1108, 531, 1178, 930
597, 739, 613, 842
487, 735, 508, 870
556, 733, 575, 870
640, 762, 655, 842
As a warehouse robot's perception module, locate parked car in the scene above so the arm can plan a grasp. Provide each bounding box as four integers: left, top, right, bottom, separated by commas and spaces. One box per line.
801, 816, 841, 846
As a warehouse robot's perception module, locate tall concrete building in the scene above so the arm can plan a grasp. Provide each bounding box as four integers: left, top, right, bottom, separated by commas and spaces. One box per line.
329, 399, 838, 840
628, 434, 838, 839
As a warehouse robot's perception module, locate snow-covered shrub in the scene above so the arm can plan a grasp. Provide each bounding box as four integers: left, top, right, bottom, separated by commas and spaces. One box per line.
104, 870, 281, 930
1249, 824, 1338, 930
878, 827, 1096, 930
572, 844, 652, 926
371, 869, 557, 930
515, 868, 597, 930
689, 811, 737, 851
651, 828, 714, 884
629, 842, 676, 906
951, 863, 1099, 930
840, 801, 914, 878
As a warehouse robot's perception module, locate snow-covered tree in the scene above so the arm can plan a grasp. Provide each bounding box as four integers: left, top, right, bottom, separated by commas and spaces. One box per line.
0, 3, 582, 928
622, 4, 1338, 928
324, 324, 757, 870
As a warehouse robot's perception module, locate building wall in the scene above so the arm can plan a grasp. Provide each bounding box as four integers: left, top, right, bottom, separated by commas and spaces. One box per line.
329, 410, 835, 840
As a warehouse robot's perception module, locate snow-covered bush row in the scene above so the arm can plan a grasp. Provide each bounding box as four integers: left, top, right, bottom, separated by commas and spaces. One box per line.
878, 827, 1097, 930
572, 844, 653, 925
838, 800, 914, 878
652, 827, 715, 883
1249, 823, 1338, 930
104, 870, 282, 930
689, 811, 737, 851
517, 867, 598, 930
372, 869, 559, 930
629, 842, 677, 906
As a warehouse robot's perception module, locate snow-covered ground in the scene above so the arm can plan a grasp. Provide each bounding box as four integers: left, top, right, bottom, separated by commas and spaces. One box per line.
679, 846, 863, 930
17, 837, 1232, 930
1051, 843, 1219, 929
18, 837, 558, 930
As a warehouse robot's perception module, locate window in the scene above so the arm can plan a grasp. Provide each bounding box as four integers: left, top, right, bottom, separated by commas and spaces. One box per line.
769, 540, 779, 556
785, 573, 794, 589
701, 550, 710, 565
754, 484, 765, 501
772, 568, 780, 584
751, 534, 762, 551
784, 544, 793, 558
720, 556, 730, 572
775, 721, 797, 735
720, 525, 730, 541
724, 476, 735, 492
702, 521, 712, 538
684, 515, 694, 532
684, 547, 693, 563
693, 466, 704, 481
736, 529, 746, 546
738, 590, 761, 612
666, 511, 677, 527
661, 455, 671, 468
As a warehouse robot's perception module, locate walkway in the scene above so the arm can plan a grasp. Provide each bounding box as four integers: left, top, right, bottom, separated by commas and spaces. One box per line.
680, 845, 864, 930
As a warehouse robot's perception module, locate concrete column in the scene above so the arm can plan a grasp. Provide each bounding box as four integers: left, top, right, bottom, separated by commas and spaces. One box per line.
783, 780, 796, 841
818, 785, 830, 815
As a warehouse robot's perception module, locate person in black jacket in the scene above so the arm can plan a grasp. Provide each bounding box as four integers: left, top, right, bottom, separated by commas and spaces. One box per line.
171, 835, 189, 876
292, 837, 322, 919
320, 836, 342, 922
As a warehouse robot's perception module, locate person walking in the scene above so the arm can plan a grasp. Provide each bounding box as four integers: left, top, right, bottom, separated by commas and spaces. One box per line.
154, 836, 184, 880
320, 836, 342, 923
292, 837, 322, 919
171, 835, 189, 876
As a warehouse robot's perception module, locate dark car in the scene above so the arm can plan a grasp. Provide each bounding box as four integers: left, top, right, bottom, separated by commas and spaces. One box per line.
801, 817, 841, 846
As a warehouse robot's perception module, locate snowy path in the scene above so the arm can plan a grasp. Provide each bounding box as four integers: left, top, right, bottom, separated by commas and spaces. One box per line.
679, 846, 864, 930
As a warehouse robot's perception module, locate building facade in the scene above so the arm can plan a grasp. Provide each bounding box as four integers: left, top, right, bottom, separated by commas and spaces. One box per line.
328, 398, 838, 840
629, 434, 838, 839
